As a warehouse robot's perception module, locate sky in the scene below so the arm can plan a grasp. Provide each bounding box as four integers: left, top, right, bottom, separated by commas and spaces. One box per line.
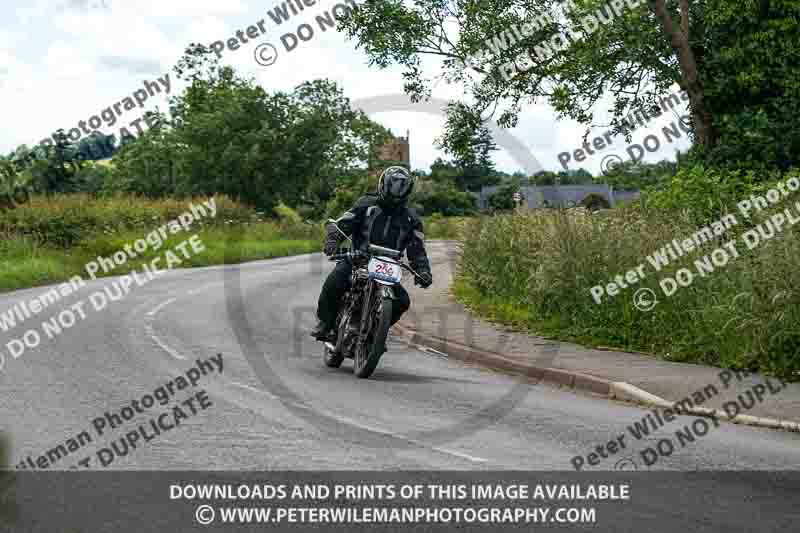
0, 0, 692, 175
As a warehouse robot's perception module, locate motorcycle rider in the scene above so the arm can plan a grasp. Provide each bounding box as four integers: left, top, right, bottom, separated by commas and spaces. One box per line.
311, 166, 433, 341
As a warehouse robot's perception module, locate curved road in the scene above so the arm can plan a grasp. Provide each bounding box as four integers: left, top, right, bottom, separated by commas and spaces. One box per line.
1, 242, 799, 472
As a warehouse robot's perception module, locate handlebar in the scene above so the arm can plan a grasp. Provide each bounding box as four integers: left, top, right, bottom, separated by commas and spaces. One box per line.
328, 249, 419, 275
327, 250, 365, 262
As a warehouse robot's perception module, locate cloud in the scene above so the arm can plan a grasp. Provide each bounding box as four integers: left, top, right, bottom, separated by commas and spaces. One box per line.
98, 56, 163, 76
62, 0, 113, 13
115, 0, 247, 18
42, 41, 97, 80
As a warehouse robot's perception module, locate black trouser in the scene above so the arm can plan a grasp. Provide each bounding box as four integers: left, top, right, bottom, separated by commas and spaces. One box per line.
317, 260, 410, 326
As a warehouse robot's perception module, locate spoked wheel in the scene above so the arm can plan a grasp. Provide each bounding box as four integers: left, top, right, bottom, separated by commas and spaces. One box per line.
353, 298, 393, 379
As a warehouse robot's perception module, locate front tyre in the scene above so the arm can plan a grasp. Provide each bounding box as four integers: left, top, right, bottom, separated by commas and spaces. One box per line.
323, 343, 344, 368
353, 298, 392, 379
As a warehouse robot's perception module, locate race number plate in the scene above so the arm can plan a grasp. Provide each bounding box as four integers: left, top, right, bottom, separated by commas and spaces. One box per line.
367, 258, 402, 284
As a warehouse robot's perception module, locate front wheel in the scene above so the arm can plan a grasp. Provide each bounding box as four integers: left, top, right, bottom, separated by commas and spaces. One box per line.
323, 344, 344, 368
353, 297, 392, 379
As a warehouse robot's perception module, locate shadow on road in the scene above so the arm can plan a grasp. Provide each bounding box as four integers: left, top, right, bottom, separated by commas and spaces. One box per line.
368, 369, 483, 385
0, 432, 16, 526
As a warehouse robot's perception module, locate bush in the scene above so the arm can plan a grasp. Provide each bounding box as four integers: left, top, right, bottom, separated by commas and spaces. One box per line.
423, 214, 471, 239
73, 162, 114, 197
325, 174, 373, 219
487, 178, 522, 212
0, 195, 324, 293
643, 164, 793, 225
0, 161, 33, 211
274, 201, 303, 226
0, 194, 254, 248
457, 169, 800, 380
410, 179, 477, 216
580, 193, 611, 211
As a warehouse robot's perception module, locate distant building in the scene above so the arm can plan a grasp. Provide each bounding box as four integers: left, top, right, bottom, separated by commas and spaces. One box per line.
477, 184, 639, 210
374, 130, 410, 169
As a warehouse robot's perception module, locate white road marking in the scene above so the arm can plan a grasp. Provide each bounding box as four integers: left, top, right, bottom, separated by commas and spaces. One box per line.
232, 382, 280, 401
145, 297, 185, 360
432, 447, 489, 463
139, 271, 487, 465
231, 383, 488, 464
146, 297, 176, 317
144, 284, 216, 360
144, 321, 186, 360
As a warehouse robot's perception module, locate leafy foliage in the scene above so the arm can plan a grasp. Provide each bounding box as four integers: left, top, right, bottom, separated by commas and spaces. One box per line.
458, 168, 800, 381
488, 176, 523, 211
410, 177, 478, 216
0, 160, 33, 210
0, 194, 251, 248
0, 195, 323, 294
341, 0, 800, 172
600, 156, 684, 190
644, 163, 786, 224
111, 46, 394, 215
437, 111, 500, 191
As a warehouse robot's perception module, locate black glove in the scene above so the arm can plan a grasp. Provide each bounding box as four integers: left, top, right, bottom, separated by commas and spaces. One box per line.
415, 271, 433, 288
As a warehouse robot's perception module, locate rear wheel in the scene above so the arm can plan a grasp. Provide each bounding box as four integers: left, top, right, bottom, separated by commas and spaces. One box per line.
353, 297, 392, 379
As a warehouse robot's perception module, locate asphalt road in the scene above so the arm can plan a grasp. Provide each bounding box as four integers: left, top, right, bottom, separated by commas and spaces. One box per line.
1, 242, 799, 472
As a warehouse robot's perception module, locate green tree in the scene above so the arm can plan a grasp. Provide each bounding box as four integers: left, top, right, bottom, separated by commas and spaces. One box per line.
488, 176, 523, 211
110, 44, 392, 214
41, 129, 80, 193
600, 157, 679, 190
532, 170, 558, 185
110, 110, 176, 197
410, 177, 478, 216
341, 0, 800, 172
0, 160, 32, 210
429, 158, 461, 183
76, 132, 116, 161
438, 108, 499, 191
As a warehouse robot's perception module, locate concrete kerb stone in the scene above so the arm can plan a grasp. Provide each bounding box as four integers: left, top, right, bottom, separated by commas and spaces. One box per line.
394, 322, 800, 433
393, 321, 610, 394
610, 382, 800, 433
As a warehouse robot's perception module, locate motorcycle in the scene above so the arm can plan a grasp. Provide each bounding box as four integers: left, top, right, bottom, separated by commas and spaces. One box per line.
320, 221, 423, 379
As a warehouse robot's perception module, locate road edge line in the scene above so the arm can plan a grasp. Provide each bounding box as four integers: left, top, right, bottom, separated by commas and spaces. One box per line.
393, 322, 800, 433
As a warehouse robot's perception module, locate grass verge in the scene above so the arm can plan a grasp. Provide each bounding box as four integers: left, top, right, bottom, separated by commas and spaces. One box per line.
0, 195, 321, 293
455, 200, 800, 381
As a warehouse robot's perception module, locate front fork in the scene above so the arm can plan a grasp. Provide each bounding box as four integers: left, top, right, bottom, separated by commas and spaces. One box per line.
357, 282, 397, 340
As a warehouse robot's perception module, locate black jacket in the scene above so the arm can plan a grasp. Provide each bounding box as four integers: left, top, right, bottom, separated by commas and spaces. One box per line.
326, 194, 431, 275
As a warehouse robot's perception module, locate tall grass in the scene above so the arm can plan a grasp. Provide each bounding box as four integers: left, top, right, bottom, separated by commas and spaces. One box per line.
0, 194, 255, 247
456, 203, 800, 380
0, 195, 322, 292
423, 214, 471, 240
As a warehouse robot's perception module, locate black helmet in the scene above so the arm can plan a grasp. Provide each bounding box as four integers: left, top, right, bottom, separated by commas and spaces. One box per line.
378, 166, 414, 206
